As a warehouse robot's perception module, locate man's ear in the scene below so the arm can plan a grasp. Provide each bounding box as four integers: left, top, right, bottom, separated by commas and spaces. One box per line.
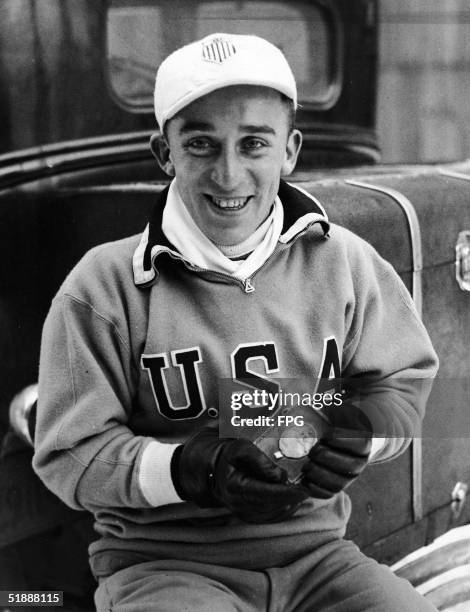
149, 133, 175, 176
281, 129, 302, 176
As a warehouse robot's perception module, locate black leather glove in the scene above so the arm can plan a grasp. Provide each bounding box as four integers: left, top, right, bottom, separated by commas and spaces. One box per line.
300, 404, 372, 499
171, 427, 308, 523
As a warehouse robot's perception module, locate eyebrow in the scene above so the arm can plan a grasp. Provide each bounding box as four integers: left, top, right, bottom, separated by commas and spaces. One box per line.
241, 124, 276, 135
178, 121, 214, 134
178, 121, 276, 135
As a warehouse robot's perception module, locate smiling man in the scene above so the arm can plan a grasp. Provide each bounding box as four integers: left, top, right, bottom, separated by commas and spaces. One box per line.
151, 84, 301, 246
33, 33, 438, 611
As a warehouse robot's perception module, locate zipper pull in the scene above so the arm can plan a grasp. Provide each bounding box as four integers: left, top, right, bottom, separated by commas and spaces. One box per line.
244, 278, 255, 293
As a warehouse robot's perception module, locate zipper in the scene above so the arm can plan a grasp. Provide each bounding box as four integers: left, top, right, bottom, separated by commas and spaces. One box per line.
155, 217, 325, 293
244, 278, 255, 293
163, 249, 258, 293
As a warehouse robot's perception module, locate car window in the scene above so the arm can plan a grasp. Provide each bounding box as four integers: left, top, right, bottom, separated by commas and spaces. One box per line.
106, 0, 340, 111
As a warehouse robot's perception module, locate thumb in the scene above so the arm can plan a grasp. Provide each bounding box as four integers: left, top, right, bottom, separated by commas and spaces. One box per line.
228, 440, 288, 483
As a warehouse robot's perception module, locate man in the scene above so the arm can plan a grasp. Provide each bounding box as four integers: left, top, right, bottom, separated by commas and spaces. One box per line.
33, 33, 438, 610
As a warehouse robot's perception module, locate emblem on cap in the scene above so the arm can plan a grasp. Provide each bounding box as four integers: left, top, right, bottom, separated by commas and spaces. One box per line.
201, 37, 236, 64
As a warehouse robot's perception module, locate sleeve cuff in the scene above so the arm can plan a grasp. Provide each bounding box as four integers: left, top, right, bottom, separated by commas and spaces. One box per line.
369, 437, 386, 461
368, 436, 409, 463
139, 440, 185, 506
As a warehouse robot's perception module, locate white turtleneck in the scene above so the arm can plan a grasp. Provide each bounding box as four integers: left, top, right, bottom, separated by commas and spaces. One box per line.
162, 179, 283, 281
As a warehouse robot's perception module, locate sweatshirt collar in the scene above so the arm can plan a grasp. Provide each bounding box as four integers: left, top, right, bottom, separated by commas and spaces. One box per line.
133, 179, 330, 286
161, 179, 284, 282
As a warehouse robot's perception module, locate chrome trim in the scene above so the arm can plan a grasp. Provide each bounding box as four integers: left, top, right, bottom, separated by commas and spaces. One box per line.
438, 169, 470, 182
456, 231, 470, 291
345, 180, 422, 315
345, 179, 424, 522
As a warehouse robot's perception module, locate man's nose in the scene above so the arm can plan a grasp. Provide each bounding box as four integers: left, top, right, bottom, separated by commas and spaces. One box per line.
210, 148, 243, 191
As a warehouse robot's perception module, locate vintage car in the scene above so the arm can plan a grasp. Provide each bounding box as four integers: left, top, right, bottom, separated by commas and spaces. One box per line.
1, 0, 470, 610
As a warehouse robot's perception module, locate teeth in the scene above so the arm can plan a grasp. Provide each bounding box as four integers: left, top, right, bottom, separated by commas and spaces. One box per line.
211, 196, 248, 210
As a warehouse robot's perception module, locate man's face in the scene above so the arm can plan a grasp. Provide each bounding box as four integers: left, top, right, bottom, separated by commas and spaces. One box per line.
152, 85, 302, 245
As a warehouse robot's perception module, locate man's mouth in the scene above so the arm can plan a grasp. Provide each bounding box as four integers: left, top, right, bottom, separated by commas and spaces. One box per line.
207, 195, 251, 211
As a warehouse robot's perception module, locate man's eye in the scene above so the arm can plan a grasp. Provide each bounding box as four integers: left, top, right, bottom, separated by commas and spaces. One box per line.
186, 138, 215, 153
243, 138, 267, 152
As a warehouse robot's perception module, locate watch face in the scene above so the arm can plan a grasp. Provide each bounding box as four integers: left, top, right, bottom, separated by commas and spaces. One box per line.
254, 406, 331, 483
278, 424, 318, 459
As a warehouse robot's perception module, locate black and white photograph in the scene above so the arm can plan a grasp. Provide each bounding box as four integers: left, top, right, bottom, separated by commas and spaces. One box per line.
1, 1, 470, 610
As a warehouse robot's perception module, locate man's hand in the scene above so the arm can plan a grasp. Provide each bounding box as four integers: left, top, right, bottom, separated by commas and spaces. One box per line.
171, 427, 308, 523
300, 405, 372, 499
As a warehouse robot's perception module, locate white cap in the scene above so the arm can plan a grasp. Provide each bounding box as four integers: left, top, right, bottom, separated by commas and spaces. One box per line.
154, 33, 297, 130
